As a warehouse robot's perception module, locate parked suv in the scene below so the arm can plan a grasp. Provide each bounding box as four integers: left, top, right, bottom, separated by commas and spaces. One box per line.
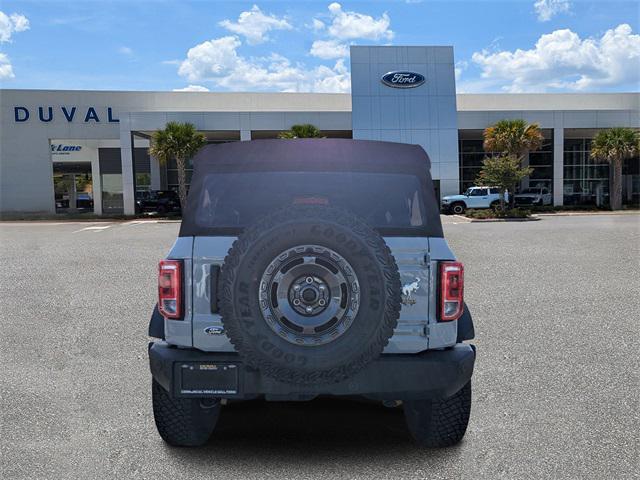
136, 190, 181, 215
148, 139, 476, 447
441, 186, 506, 214
515, 187, 552, 206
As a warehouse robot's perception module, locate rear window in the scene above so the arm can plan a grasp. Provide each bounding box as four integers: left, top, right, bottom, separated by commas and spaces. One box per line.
194, 172, 426, 230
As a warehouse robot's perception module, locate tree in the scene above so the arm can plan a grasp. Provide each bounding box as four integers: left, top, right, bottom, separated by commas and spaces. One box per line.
278, 124, 324, 139
149, 122, 206, 209
483, 119, 544, 159
483, 119, 544, 208
476, 155, 533, 211
590, 127, 640, 210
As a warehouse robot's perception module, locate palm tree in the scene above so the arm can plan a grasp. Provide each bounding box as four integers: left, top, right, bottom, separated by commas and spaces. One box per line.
590, 127, 640, 210
278, 124, 324, 139
483, 119, 544, 207
149, 122, 206, 209
483, 119, 544, 159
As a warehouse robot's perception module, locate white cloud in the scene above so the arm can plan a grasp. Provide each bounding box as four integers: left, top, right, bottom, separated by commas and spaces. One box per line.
0, 52, 14, 79
323, 2, 393, 41
118, 46, 133, 56
0, 11, 29, 43
310, 39, 349, 59
307, 3, 393, 60
173, 85, 210, 92
178, 36, 243, 82
219, 4, 292, 45
177, 35, 350, 93
471, 24, 640, 92
533, 0, 571, 22
311, 58, 351, 93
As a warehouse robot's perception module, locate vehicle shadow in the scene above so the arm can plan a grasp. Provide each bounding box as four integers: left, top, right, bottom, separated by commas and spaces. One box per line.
163, 397, 463, 468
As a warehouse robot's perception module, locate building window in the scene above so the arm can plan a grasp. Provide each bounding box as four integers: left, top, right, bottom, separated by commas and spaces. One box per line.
527, 136, 554, 193
563, 138, 610, 206
458, 137, 487, 193
459, 130, 553, 197
134, 147, 151, 192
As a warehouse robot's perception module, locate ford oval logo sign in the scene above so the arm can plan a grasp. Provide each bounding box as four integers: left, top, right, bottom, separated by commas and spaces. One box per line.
381, 71, 425, 88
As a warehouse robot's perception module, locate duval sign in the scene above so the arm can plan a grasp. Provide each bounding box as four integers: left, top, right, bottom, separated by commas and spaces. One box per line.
14, 106, 119, 123
381, 71, 426, 88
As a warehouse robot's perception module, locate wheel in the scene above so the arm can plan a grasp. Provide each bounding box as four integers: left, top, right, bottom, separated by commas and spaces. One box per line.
218, 205, 401, 385
451, 203, 466, 215
152, 380, 220, 447
403, 381, 471, 447
156, 204, 168, 216
490, 201, 503, 212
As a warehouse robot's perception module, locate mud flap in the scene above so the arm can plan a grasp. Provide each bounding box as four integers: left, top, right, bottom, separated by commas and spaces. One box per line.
148, 304, 165, 339
457, 302, 475, 342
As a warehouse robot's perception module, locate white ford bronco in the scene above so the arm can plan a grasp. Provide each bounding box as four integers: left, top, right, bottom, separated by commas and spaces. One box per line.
148, 139, 476, 447
441, 186, 507, 214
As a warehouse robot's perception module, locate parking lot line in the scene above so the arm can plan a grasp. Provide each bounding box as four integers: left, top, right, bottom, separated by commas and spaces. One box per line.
72, 225, 112, 233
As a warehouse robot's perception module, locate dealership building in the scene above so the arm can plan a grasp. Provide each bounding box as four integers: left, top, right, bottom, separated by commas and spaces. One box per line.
1, 45, 638, 216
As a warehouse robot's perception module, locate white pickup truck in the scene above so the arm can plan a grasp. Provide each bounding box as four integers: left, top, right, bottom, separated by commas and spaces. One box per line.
515, 187, 552, 206
441, 187, 507, 214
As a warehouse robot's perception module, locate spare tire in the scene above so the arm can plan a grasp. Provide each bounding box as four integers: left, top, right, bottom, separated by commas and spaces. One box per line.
218, 205, 401, 385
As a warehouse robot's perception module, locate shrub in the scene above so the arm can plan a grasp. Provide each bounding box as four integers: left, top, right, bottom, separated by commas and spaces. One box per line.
465, 208, 531, 219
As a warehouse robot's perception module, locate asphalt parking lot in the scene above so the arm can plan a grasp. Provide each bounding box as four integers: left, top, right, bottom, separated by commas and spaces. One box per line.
1, 214, 638, 479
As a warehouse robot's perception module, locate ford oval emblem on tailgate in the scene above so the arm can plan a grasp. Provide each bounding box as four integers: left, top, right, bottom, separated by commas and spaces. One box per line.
381, 71, 425, 88
204, 326, 225, 336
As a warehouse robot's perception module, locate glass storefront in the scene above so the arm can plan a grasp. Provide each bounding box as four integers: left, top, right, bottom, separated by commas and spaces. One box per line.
563, 137, 640, 207
527, 137, 554, 192
166, 156, 194, 192
458, 136, 485, 193
134, 147, 151, 192
99, 148, 124, 214
563, 138, 609, 206
52, 162, 94, 213
459, 130, 554, 197
101, 173, 124, 212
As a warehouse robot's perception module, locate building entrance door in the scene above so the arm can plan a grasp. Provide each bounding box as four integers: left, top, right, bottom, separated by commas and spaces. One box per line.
53, 162, 94, 213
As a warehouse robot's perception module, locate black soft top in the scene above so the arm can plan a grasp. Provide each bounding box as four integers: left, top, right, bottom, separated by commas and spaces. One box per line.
189, 138, 430, 171
180, 139, 443, 237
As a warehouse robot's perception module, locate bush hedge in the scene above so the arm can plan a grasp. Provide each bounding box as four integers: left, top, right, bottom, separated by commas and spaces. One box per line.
465, 208, 532, 219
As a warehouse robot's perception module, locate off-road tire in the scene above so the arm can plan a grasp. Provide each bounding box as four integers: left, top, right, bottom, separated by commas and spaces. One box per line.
404, 381, 471, 447
490, 201, 503, 212
451, 202, 466, 215
152, 380, 220, 447
218, 205, 401, 385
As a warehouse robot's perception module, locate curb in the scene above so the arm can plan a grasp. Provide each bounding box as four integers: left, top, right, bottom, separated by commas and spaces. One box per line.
535, 211, 639, 217
466, 217, 541, 223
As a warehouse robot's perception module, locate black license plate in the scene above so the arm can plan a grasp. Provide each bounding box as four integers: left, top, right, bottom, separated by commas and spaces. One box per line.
179, 362, 239, 395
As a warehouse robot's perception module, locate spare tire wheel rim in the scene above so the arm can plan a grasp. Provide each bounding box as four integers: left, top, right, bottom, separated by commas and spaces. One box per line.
259, 245, 360, 346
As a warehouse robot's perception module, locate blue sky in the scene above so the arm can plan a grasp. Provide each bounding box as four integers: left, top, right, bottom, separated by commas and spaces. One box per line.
0, 0, 638, 93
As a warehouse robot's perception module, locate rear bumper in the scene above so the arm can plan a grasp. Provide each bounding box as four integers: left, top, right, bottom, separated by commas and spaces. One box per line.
149, 341, 476, 401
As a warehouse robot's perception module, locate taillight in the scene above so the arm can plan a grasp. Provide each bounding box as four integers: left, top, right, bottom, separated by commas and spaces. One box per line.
439, 261, 464, 321
158, 259, 183, 319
